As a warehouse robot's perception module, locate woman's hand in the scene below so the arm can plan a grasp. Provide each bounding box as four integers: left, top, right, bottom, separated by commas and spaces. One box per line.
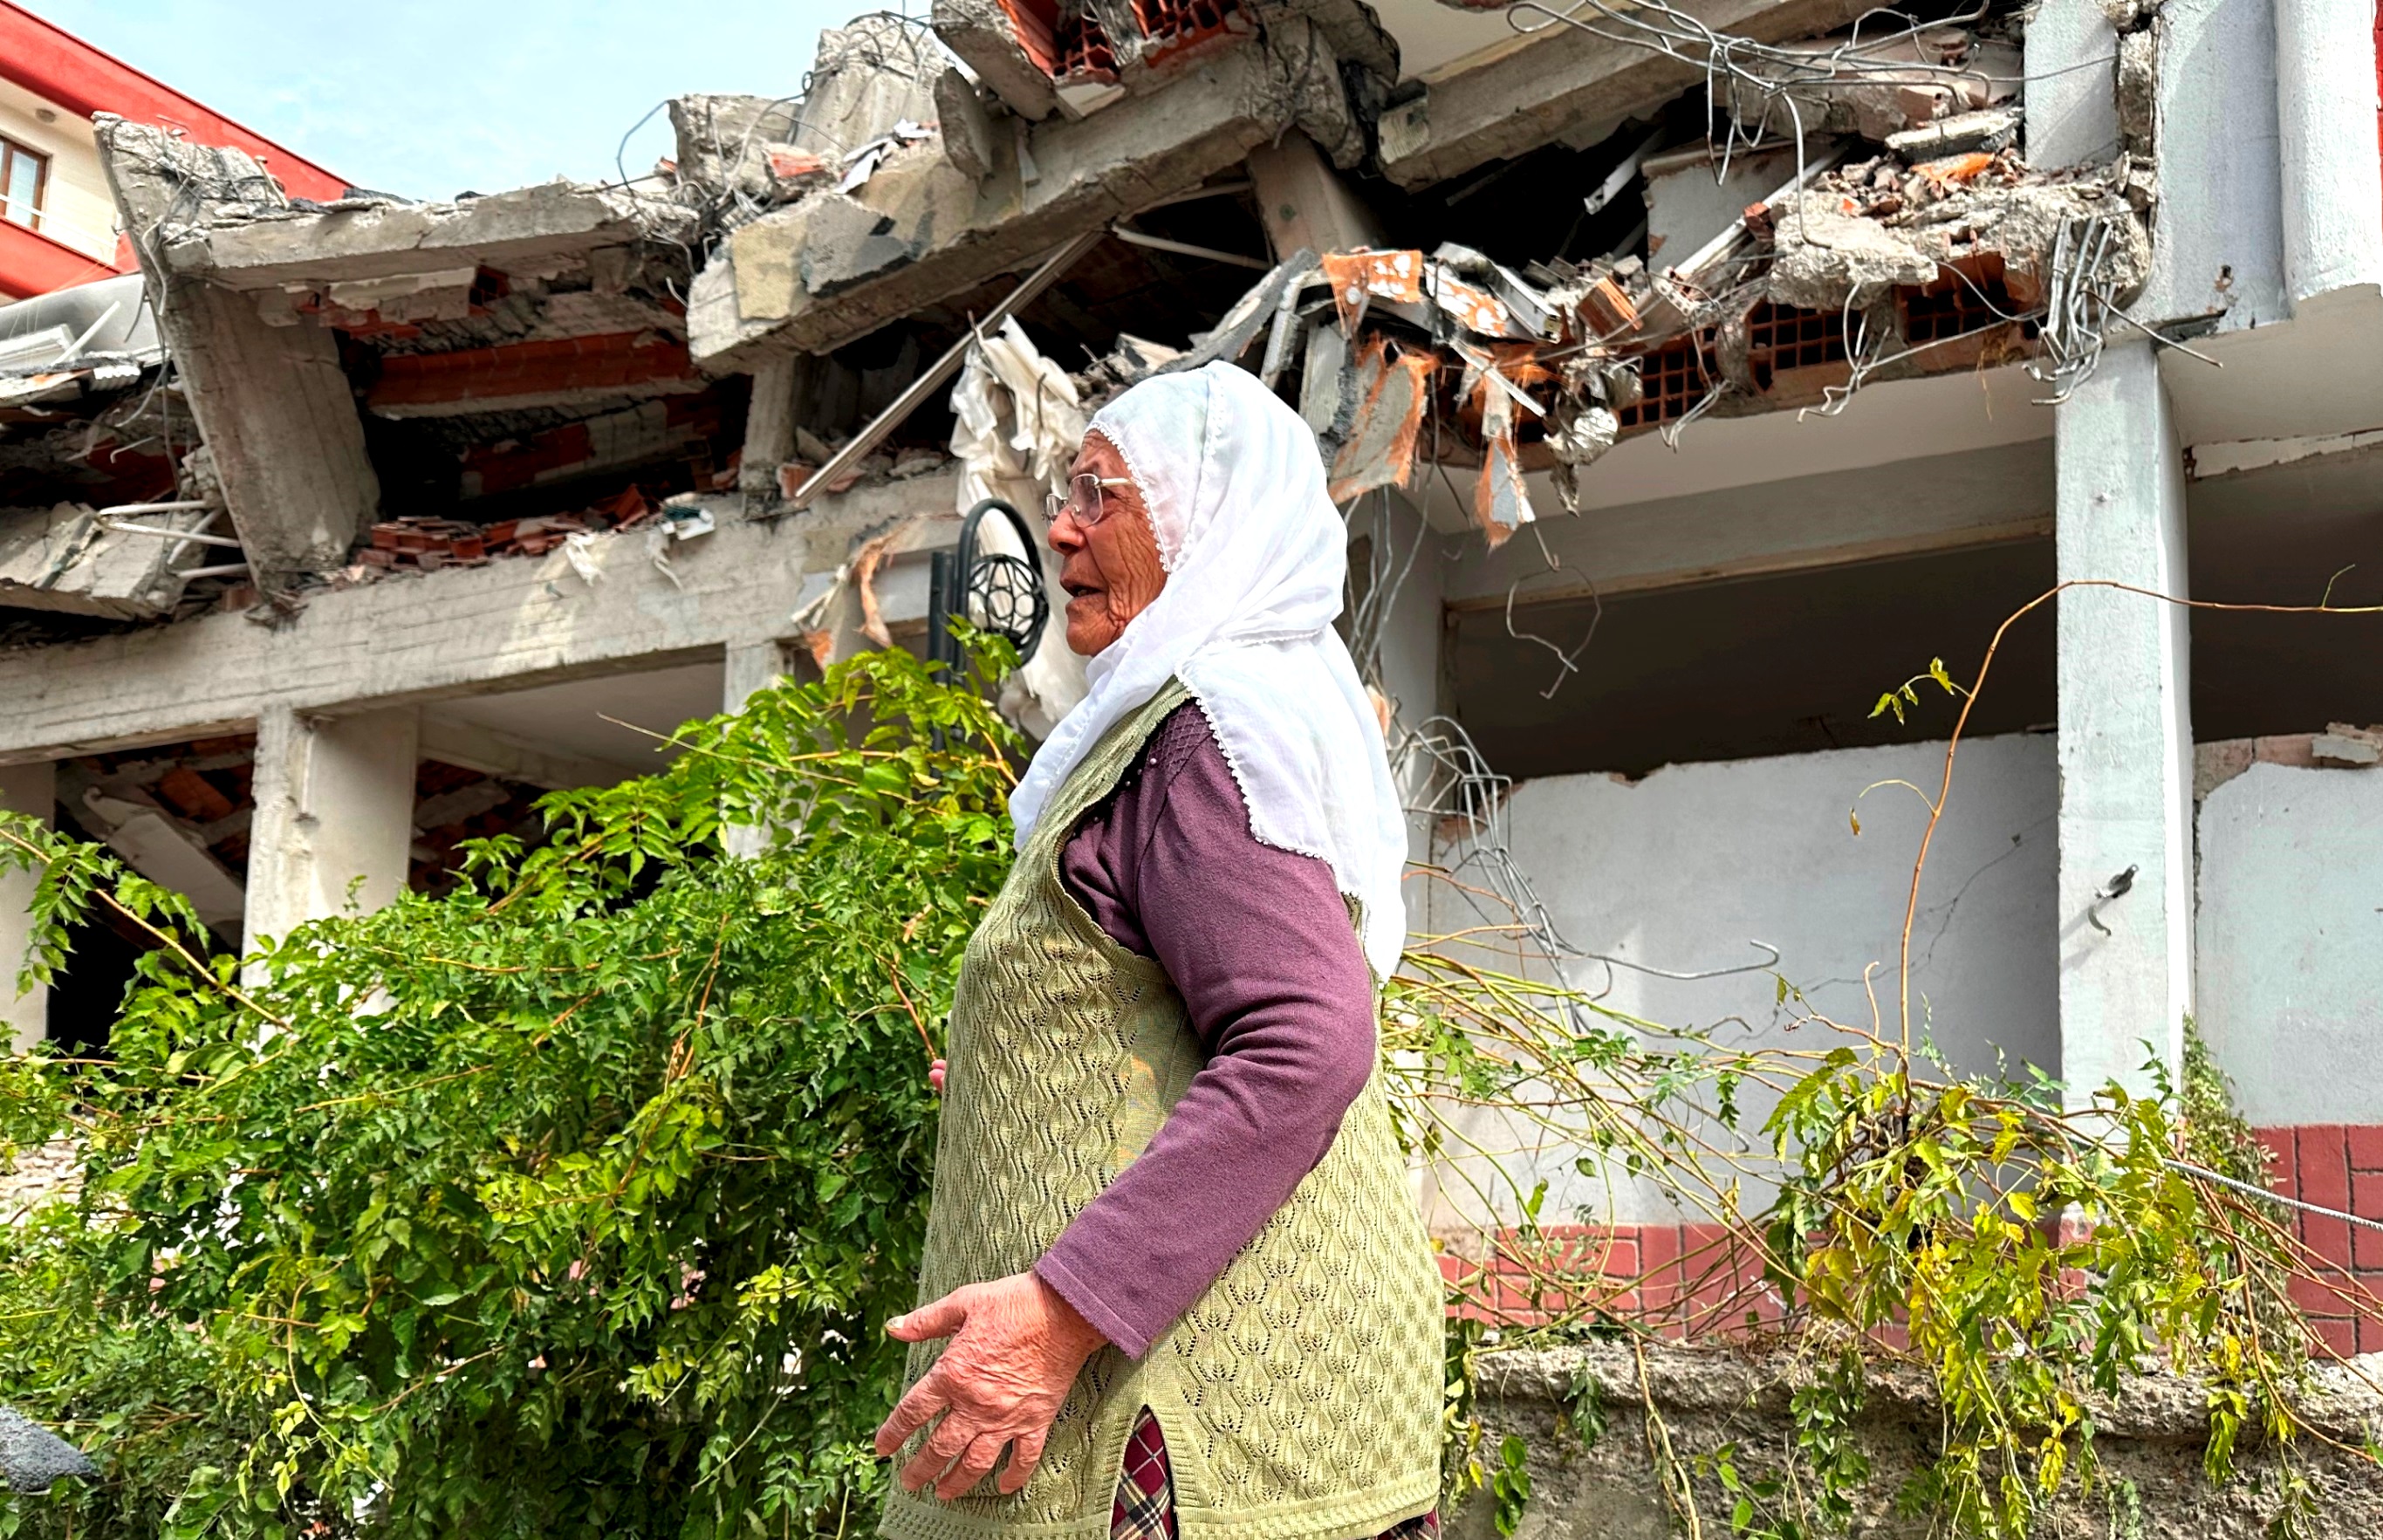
873, 1272, 1108, 1500
928, 1057, 947, 1095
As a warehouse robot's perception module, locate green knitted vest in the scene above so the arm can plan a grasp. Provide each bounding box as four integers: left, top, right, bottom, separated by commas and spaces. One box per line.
880, 681, 1443, 1540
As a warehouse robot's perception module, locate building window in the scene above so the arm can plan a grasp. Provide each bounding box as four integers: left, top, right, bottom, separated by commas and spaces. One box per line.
2, 136, 49, 232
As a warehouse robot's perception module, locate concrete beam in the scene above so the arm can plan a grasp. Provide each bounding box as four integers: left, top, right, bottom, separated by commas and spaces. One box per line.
417, 712, 636, 791
2053, 339, 2193, 1104
1374, 0, 1873, 189
1441, 439, 2055, 610
150, 181, 697, 291
0, 762, 52, 1051
68, 781, 248, 940
689, 20, 1358, 367
99, 121, 382, 581
0, 475, 960, 767
244, 705, 418, 959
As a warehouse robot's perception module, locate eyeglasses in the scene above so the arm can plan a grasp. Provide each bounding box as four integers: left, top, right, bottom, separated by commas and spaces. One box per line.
1046, 473, 1135, 529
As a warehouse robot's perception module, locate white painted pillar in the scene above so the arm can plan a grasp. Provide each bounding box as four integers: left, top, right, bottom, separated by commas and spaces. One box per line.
243, 706, 421, 964
722, 641, 793, 859
2023, 0, 2119, 169
2054, 339, 2194, 1104
0, 762, 55, 1051
2274, 0, 2383, 305
741, 359, 801, 500
722, 640, 792, 715
1247, 132, 1381, 259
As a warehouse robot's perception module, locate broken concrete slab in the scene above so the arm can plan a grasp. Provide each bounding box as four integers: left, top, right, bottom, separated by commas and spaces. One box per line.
689, 19, 1361, 367
1886, 105, 2023, 161
142, 176, 695, 292
1767, 168, 2151, 312
934, 0, 1062, 122
936, 68, 1003, 181
794, 15, 942, 155
1376, 0, 1877, 188
670, 94, 805, 204
1722, 31, 2019, 144
0, 503, 215, 620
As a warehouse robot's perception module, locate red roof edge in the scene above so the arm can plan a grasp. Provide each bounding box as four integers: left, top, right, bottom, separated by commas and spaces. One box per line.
0, 1, 349, 203
0, 211, 130, 298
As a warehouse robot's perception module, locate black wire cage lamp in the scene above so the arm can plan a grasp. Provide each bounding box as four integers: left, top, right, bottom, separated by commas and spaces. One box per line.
925, 498, 1050, 676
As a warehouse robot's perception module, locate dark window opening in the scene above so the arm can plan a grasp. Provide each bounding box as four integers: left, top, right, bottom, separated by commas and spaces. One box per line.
1449, 539, 2058, 781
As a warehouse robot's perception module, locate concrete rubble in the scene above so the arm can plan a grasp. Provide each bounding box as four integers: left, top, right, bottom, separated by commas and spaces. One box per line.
2, 0, 2151, 633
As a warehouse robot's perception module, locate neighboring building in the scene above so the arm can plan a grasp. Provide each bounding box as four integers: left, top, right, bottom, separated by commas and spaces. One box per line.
0, 0, 345, 300
1, 0, 2380, 1347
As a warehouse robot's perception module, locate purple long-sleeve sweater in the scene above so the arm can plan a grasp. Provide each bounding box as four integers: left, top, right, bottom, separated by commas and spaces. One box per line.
1030, 701, 1378, 1360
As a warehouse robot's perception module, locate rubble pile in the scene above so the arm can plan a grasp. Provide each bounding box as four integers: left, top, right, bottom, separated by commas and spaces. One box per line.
358, 488, 661, 572
1066, 11, 2152, 550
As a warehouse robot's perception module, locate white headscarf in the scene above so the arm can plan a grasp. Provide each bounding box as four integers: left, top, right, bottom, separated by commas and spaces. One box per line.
1008, 361, 1409, 979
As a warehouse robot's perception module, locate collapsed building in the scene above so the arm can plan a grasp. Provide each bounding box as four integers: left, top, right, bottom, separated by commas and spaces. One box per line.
3, 0, 2383, 1345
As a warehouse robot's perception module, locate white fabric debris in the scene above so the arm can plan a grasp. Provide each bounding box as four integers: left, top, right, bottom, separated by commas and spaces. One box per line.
562, 530, 604, 586
1011, 362, 1409, 979
837, 120, 936, 193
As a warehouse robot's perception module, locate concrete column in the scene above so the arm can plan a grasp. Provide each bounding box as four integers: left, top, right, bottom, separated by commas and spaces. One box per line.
2054, 339, 2193, 1104
2275, 0, 2383, 305
2023, 0, 2119, 169
722, 640, 794, 859
97, 122, 381, 584
243, 706, 421, 962
1349, 491, 1448, 941
741, 358, 801, 499
1, 762, 55, 1051
722, 639, 792, 715
1247, 132, 1380, 258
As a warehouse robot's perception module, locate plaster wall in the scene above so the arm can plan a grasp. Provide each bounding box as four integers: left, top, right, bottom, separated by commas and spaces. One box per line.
2195, 762, 2383, 1126
1425, 733, 2058, 1229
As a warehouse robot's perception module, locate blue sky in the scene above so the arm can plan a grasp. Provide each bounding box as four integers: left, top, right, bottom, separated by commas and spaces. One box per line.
26, 0, 890, 201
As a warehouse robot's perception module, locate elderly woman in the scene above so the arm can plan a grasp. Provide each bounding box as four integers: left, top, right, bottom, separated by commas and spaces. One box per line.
873, 361, 1443, 1540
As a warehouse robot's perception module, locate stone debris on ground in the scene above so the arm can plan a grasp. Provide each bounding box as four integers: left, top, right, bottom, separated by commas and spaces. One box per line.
0, 1405, 97, 1495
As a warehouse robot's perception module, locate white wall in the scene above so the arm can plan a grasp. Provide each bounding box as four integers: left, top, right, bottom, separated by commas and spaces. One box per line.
1423, 733, 2058, 1229
0, 75, 118, 265
2196, 762, 2383, 1126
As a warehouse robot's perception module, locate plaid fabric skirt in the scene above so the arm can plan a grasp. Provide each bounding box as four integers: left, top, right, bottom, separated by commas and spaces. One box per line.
1111, 1407, 1440, 1540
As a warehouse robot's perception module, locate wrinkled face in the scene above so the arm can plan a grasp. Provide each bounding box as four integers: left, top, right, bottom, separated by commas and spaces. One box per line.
1048, 432, 1168, 657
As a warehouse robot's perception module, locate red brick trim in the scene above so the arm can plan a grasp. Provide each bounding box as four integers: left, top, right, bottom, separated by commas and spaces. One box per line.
1444, 1131, 2383, 1358
2257, 1124, 2383, 1356
365, 332, 697, 413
